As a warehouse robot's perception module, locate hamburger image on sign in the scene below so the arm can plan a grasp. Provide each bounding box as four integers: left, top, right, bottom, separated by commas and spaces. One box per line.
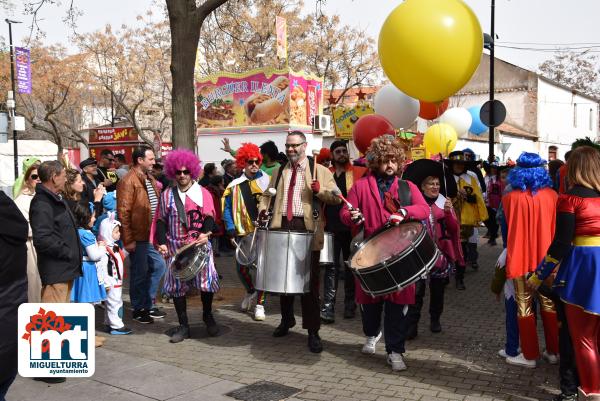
197, 83, 235, 127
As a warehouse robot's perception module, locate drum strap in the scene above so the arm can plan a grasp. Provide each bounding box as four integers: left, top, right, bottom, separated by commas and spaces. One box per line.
397, 179, 412, 207
240, 180, 259, 222
172, 189, 188, 230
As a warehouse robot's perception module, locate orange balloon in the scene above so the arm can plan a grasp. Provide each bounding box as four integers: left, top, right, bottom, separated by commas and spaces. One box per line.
419, 99, 449, 120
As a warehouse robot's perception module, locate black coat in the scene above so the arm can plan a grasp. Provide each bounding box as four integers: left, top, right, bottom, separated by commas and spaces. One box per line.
0, 191, 28, 381
30, 184, 82, 286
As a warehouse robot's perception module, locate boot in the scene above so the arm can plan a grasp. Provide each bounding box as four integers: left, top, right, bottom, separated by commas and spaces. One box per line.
169, 325, 190, 343
406, 324, 418, 340
455, 265, 466, 290
517, 314, 541, 361
430, 317, 442, 333
540, 310, 559, 356
203, 312, 219, 337
320, 303, 335, 324
343, 302, 356, 319
468, 243, 479, 270
321, 264, 337, 323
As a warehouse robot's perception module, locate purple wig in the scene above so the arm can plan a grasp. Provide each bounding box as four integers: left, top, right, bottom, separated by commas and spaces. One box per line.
164, 149, 202, 180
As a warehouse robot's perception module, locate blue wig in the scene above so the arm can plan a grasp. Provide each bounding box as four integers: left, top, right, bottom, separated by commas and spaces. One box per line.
507, 152, 552, 193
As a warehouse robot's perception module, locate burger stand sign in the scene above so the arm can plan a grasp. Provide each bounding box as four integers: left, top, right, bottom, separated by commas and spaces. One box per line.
195, 67, 324, 164
89, 127, 140, 163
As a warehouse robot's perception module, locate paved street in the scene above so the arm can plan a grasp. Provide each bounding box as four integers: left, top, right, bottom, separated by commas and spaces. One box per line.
8, 238, 560, 401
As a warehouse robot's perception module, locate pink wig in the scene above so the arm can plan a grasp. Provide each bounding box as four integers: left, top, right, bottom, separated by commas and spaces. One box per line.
164, 149, 202, 180
235, 143, 263, 170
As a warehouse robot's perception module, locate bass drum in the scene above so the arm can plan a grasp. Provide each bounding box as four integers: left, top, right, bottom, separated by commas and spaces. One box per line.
348, 222, 439, 297
319, 232, 334, 266
254, 228, 313, 294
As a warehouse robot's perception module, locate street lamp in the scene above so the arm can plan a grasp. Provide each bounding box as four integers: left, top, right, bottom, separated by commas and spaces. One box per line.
5, 18, 22, 180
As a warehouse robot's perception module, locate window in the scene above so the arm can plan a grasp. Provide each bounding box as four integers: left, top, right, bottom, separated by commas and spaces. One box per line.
548, 146, 558, 161
573, 103, 578, 128
590, 108, 594, 131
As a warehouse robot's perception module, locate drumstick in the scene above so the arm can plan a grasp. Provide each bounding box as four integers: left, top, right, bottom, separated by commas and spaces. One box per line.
332, 188, 364, 224
230, 237, 250, 261
312, 149, 319, 181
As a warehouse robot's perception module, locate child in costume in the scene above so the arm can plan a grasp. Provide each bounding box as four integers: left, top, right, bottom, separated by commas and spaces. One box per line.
98, 212, 131, 335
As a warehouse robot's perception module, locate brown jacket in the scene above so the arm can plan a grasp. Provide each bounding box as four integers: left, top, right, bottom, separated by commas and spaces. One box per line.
258, 160, 340, 251
117, 167, 160, 246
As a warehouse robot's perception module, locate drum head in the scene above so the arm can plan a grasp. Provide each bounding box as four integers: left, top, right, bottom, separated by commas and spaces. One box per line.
235, 234, 259, 266
172, 243, 208, 276
350, 222, 422, 270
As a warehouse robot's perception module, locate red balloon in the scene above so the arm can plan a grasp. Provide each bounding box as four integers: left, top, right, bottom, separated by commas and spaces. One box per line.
352, 114, 396, 154
419, 99, 449, 120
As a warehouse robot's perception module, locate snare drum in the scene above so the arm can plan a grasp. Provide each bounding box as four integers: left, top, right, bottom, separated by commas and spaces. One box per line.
171, 242, 211, 282
254, 228, 314, 294
319, 232, 334, 265
348, 222, 439, 297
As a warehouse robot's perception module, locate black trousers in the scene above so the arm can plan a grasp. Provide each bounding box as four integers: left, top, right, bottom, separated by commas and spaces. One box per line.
361, 301, 408, 354
323, 230, 355, 307
279, 218, 321, 332
407, 278, 446, 328
484, 207, 499, 240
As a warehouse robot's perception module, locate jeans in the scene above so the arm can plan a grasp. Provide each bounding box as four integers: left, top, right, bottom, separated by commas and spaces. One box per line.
129, 241, 166, 312
504, 289, 520, 357
361, 301, 409, 354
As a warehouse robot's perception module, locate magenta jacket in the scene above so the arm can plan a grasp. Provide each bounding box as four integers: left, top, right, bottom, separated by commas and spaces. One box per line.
340, 173, 429, 304
427, 202, 464, 271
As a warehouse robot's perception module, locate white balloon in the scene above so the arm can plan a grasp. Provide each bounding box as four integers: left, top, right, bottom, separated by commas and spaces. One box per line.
439, 107, 472, 136
373, 84, 420, 129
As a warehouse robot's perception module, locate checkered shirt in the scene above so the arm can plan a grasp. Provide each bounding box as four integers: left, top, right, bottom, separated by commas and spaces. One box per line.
282, 157, 308, 218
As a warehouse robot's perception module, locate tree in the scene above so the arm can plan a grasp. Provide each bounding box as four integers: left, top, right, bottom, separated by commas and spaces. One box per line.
196, 0, 380, 103
76, 16, 172, 146
0, 44, 90, 156
166, 0, 229, 150
538, 50, 600, 98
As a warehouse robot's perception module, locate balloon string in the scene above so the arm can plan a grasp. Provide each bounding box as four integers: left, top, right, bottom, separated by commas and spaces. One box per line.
440, 152, 448, 198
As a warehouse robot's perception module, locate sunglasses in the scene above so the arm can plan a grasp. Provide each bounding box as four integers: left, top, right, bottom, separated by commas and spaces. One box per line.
246, 159, 259, 166
175, 169, 191, 176
284, 142, 305, 149
30, 174, 39, 180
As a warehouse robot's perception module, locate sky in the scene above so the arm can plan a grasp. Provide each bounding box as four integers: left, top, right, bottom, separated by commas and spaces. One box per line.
2, 0, 600, 72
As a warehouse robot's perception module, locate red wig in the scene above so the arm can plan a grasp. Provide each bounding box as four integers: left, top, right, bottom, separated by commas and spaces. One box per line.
164, 149, 202, 180
235, 143, 263, 170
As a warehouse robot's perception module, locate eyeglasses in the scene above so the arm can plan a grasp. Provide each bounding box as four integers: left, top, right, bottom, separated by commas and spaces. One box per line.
30, 174, 39, 180
284, 142, 305, 149
175, 169, 190, 176
246, 159, 259, 166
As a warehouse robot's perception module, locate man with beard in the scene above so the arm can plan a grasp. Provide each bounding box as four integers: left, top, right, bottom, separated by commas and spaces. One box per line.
155, 149, 220, 342
321, 140, 366, 323
97, 149, 119, 192
223, 143, 271, 321
340, 135, 429, 371
258, 131, 340, 353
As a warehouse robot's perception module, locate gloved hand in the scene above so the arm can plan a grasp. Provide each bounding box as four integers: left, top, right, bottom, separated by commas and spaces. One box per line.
258, 210, 270, 225
310, 180, 320, 194
466, 194, 477, 204
389, 209, 407, 225
226, 229, 236, 239
350, 209, 364, 225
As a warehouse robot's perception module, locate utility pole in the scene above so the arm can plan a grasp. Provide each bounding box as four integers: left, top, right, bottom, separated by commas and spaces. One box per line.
5, 19, 22, 179
488, 0, 495, 163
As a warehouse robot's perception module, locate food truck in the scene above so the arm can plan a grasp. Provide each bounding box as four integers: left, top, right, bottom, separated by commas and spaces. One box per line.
195, 67, 325, 165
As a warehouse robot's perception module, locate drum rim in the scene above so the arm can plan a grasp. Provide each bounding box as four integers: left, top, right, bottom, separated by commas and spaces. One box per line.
255, 227, 314, 236
349, 222, 426, 272
356, 249, 440, 296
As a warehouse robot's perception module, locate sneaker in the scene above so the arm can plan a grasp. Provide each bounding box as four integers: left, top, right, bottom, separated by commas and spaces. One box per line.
254, 305, 266, 321
498, 349, 508, 358
542, 350, 559, 365
505, 353, 536, 368
240, 293, 256, 312
110, 326, 132, 335
169, 325, 190, 343
133, 310, 154, 324
553, 393, 578, 401
387, 352, 407, 371
149, 307, 166, 319
361, 332, 382, 354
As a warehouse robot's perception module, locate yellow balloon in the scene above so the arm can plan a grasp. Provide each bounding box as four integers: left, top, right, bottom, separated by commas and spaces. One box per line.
379, 0, 483, 102
424, 123, 458, 156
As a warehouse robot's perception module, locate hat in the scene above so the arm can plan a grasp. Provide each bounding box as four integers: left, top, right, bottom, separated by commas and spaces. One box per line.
221, 159, 235, 168
403, 159, 458, 198
79, 157, 97, 169
329, 140, 347, 153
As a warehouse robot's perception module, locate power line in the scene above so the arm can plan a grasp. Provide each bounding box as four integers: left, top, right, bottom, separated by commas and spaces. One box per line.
496, 45, 600, 53
498, 41, 600, 46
